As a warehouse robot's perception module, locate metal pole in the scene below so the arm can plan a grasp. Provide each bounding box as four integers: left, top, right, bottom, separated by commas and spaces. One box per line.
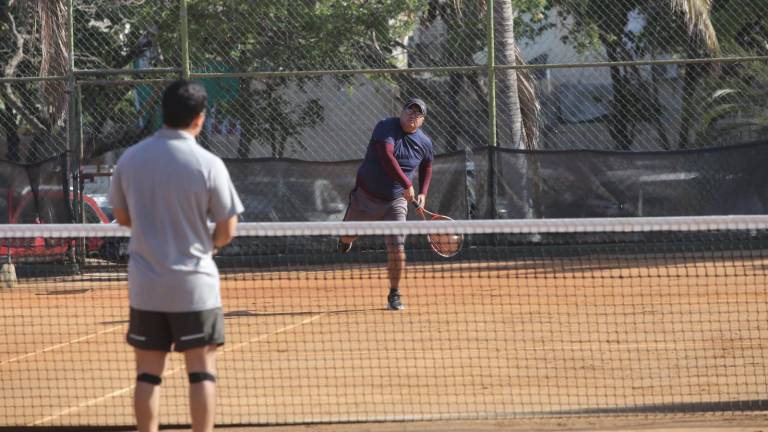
486, 0, 497, 150
76, 83, 84, 219
76, 84, 87, 264
66, 0, 83, 270
486, 0, 498, 218
180, 0, 190, 79
66, 0, 79, 223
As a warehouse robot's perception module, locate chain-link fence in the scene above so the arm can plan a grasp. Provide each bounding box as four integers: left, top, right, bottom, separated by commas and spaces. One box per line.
1, 0, 767, 216
4, 2, 768, 429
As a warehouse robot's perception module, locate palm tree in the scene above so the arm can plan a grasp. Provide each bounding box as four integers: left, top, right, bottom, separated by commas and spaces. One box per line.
488, 0, 543, 220
697, 87, 768, 145
418, 0, 541, 150
670, 0, 720, 148
492, 0, 541, 150
419, 0, 542, 218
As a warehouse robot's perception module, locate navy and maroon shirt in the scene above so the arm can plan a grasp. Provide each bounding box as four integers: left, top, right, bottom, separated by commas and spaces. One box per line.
356, 117, 434, 201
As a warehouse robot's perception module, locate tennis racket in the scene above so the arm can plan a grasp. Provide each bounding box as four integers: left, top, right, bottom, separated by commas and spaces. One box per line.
411, 202, 463, 258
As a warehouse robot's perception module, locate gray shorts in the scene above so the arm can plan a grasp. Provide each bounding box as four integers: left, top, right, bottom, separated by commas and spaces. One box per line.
343, 187, 407, 250
127, 307, 225, 352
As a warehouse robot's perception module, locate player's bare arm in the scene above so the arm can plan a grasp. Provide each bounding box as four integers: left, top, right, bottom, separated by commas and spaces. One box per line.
213, 214, 238, 249
114, 207, 131, 228
417, 159, 432, 209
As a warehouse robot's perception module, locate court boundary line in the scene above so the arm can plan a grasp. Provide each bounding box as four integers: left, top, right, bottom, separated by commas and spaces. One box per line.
0, 324, 126, 367
28, 312, 327, 426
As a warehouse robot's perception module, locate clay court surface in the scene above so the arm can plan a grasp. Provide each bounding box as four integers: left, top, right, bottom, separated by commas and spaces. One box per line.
1, 254, 767, 430
155, 416, 768, 432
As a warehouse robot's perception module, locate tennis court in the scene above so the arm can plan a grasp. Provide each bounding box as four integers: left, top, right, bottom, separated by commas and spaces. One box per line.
3, 235, 768, 430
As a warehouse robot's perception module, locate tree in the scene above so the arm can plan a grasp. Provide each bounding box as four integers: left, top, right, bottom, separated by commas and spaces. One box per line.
411, 0, 547, 152
492, 0, 544, 150
410, 1, 549, 219
668, 0, 720, 149
555, 0, 720, 149
695, 0, 768, 145
1, 0, 64, 161
176, 0, 428, 158
0, 0, 169, 160
3, 1, 433, 160
74, 0, 189, 157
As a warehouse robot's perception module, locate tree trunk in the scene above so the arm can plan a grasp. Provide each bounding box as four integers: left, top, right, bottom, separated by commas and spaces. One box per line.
446, 74, 467, 151
0, 107, 21, 161
38, 0, 68, 129
237, 82, 256, 159
491, 1, 543, 221
678, 47, 704, 149
493, 0, 522, 149
651, 60, 670, 150
604, 39, 634, 151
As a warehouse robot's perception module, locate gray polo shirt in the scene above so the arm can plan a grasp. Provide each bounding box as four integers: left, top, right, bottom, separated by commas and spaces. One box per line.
109, 128, 243, 312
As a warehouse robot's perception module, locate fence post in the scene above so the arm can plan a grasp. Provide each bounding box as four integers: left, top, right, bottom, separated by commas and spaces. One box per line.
66, 0, 81, 224
76, 82, 84, 225
180, 0, 191, 79
486, 0, 498, 219
66, 0, 85, 268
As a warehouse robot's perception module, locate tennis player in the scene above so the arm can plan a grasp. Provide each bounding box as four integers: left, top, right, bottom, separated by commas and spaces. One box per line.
109, 80, 243, 432
338, 98, 434, 311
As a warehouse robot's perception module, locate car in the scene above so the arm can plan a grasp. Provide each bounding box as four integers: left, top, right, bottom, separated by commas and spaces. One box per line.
0, 188, 111, 262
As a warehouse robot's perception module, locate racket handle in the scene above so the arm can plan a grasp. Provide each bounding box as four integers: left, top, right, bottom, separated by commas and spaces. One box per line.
411, 201, 424, 210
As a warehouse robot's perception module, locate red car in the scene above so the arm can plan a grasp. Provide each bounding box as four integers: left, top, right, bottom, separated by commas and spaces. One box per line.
0, 189, 111, 261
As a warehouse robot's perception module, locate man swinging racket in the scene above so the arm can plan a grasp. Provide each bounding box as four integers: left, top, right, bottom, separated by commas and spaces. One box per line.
338, 98, 434, 311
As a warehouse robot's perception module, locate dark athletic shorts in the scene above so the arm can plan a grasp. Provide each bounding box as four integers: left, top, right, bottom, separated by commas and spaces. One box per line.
343, 187, 408, 251
126, 307, 225, 352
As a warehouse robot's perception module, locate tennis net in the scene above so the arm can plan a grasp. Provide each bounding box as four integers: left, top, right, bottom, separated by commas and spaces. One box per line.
1, 216, 768, 428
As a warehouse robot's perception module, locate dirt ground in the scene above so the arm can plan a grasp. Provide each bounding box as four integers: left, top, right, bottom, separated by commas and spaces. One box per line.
2, 256, 768, 430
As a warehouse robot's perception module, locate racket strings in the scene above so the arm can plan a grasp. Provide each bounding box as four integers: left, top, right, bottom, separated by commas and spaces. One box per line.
424, 213, 463, 257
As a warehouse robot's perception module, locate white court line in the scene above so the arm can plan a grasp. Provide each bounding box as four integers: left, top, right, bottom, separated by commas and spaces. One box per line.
28, 387, 134, 426
221, 313, 325, 353
28, 312, 326, 426
1, 325, 126, 367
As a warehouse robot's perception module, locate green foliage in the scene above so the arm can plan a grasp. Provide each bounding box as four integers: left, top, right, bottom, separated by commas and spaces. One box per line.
697, 83, 768, 144
555, 0, 712, 56
68, 1, 185, 74
692, 0, 768, 145
1, 1, 45, 141
176, 0, 427, 72
419, 0, 553, 65
554, 0, 620, 53
513, 0, 555, 42
696, 60, 768, 143
174, 0, 430, 157
68, 0, 432, 158
711, 0, 768, 56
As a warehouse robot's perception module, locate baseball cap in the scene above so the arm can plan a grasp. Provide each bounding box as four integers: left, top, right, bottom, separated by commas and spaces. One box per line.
403, 98, 427, 116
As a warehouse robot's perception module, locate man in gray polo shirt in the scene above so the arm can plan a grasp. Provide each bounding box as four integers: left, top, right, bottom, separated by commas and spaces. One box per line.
109, 80, 243, 432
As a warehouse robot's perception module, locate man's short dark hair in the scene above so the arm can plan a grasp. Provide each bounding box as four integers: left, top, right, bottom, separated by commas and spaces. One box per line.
162, 80, 207, 129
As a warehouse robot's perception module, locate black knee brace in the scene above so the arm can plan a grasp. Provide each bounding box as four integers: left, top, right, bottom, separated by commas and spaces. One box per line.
137, 373, 162, 385
188, 371, 216, 384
